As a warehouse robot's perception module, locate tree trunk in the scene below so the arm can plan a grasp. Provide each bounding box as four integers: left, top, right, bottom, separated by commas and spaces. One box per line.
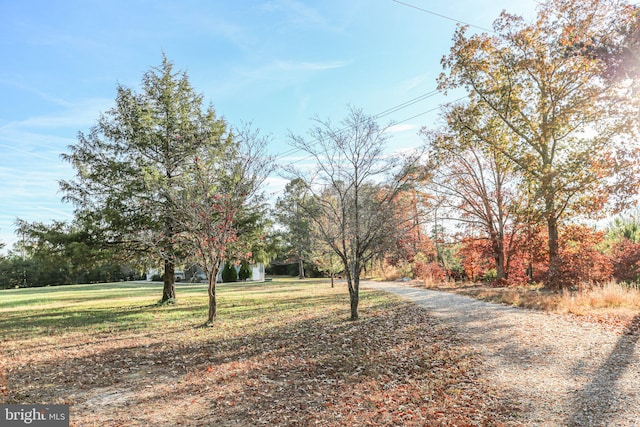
348, 273, 359, 321
491, 233, 506, 281
208, 276, 217, 323
298, 256, 304, 279
162, 216, 176, 302
496, 255, 505, 281
496, 244, 506, 281
162, 259, 176, 301
330, 272, 335, 288
349, 289, 359, 321
547, 215, 561, 289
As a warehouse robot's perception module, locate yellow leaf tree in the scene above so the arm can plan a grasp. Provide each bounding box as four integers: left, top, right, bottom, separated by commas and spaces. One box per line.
438, 0, 640, 287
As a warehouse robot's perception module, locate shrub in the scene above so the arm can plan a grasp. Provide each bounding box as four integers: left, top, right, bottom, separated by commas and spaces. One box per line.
483, 268, 497, 282
221, 262, 238, 283
611, 239, 640, 283
238, 261, 252, 281
556, 225, 612, 289
420, 262, 447, 285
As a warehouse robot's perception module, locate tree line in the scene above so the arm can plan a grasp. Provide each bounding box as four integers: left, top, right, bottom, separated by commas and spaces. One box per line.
2, 0, 640, 322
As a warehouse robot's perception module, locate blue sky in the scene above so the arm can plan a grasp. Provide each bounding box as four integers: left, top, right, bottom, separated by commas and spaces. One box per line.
0, 0, 538, 251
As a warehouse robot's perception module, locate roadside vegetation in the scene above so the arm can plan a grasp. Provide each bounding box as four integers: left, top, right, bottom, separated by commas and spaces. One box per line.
418, 279, 640, 333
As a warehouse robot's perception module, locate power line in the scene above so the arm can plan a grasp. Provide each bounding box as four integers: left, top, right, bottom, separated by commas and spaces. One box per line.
393, 95, 467, 125
282, 94, 470, 167
272, 88, 442, 162
374, 89, 440, 119
391, 0, 495, 34
273, 2, 489, 164
273, 1, 486, 163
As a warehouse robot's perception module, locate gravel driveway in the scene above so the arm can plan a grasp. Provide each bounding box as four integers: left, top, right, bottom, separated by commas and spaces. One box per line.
363, 282, 640, 427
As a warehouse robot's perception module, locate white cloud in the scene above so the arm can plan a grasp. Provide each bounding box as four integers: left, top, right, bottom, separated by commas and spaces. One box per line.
385, 123, 418, 134
0, 77, 74, 108
0, 143, 60, 162
241, 59, 349, 82
399, 73, 431, 93
274, 60, 348, 72
262, 175, 290, 199
260, 0, 334, 31
6, 97, 112, 130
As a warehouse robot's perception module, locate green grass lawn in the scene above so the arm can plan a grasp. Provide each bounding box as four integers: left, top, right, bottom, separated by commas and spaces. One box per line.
1, 278, 520, 426
0, 279, 346, 337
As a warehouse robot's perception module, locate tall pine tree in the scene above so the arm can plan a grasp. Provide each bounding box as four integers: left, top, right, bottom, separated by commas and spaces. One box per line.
61, 55, 228, 301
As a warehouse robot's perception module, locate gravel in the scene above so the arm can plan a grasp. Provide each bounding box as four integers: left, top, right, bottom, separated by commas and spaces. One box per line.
364, 282, 640, 427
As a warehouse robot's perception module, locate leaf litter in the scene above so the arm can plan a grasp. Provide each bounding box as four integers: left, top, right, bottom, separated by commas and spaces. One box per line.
2, 286, 523, 426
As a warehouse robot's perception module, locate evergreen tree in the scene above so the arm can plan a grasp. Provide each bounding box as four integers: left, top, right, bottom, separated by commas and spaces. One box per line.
61, 55, 227, 301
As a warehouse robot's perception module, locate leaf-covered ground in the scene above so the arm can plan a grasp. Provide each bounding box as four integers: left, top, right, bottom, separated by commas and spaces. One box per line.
1, 279, 521, 426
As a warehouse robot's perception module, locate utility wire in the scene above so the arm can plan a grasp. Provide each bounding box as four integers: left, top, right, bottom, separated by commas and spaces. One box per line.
391, 0, 495, 34
393, 95, 468, 125
273, 0, 489, 163
374, 89, 440, 119
271, 0, 489, 162
273, 91, 467, 164
272, 88, 442, 162
283, 95, 469, 167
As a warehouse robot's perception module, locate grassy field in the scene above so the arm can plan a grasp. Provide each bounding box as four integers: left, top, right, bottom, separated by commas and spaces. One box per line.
1, 278, 520, 426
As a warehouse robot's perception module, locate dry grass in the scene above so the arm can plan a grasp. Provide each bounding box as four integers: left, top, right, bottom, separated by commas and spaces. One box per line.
420, 279, 640, 332
381, 264, 409, 282
559, 282, 640, 316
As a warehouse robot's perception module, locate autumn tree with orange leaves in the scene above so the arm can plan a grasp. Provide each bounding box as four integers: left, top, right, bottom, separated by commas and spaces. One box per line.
438, 0, 640, 287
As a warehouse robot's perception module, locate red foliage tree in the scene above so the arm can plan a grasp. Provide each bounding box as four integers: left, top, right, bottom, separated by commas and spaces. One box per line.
611, 239, 640, 283
179, 125, 273, 323
506, 225, 549, 286
458, 238, 494, 282
385, 189, 437, 277
556, 225, 613, 289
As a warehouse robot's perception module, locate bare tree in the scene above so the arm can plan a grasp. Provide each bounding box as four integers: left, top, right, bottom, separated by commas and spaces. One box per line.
425, 102, 525, 281
288, 107, 421, 320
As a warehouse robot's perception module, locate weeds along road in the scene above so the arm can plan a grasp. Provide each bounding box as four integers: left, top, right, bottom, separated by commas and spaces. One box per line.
363, 281, 640, 427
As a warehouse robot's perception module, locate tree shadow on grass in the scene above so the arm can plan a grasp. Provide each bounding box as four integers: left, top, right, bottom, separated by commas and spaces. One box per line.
0, 302, 208, 343
5, 302, 521, 426
566, 314, 640, 427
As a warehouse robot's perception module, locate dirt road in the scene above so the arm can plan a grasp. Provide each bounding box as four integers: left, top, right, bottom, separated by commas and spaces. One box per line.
364, 282, 640, 427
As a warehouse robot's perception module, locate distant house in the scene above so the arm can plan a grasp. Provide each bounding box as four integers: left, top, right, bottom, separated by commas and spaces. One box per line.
145, 268, 160, 281
216, 263, 265, 282
144, 268, 186, 282
147, 263, 265, 283
251, 263, 265, 282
